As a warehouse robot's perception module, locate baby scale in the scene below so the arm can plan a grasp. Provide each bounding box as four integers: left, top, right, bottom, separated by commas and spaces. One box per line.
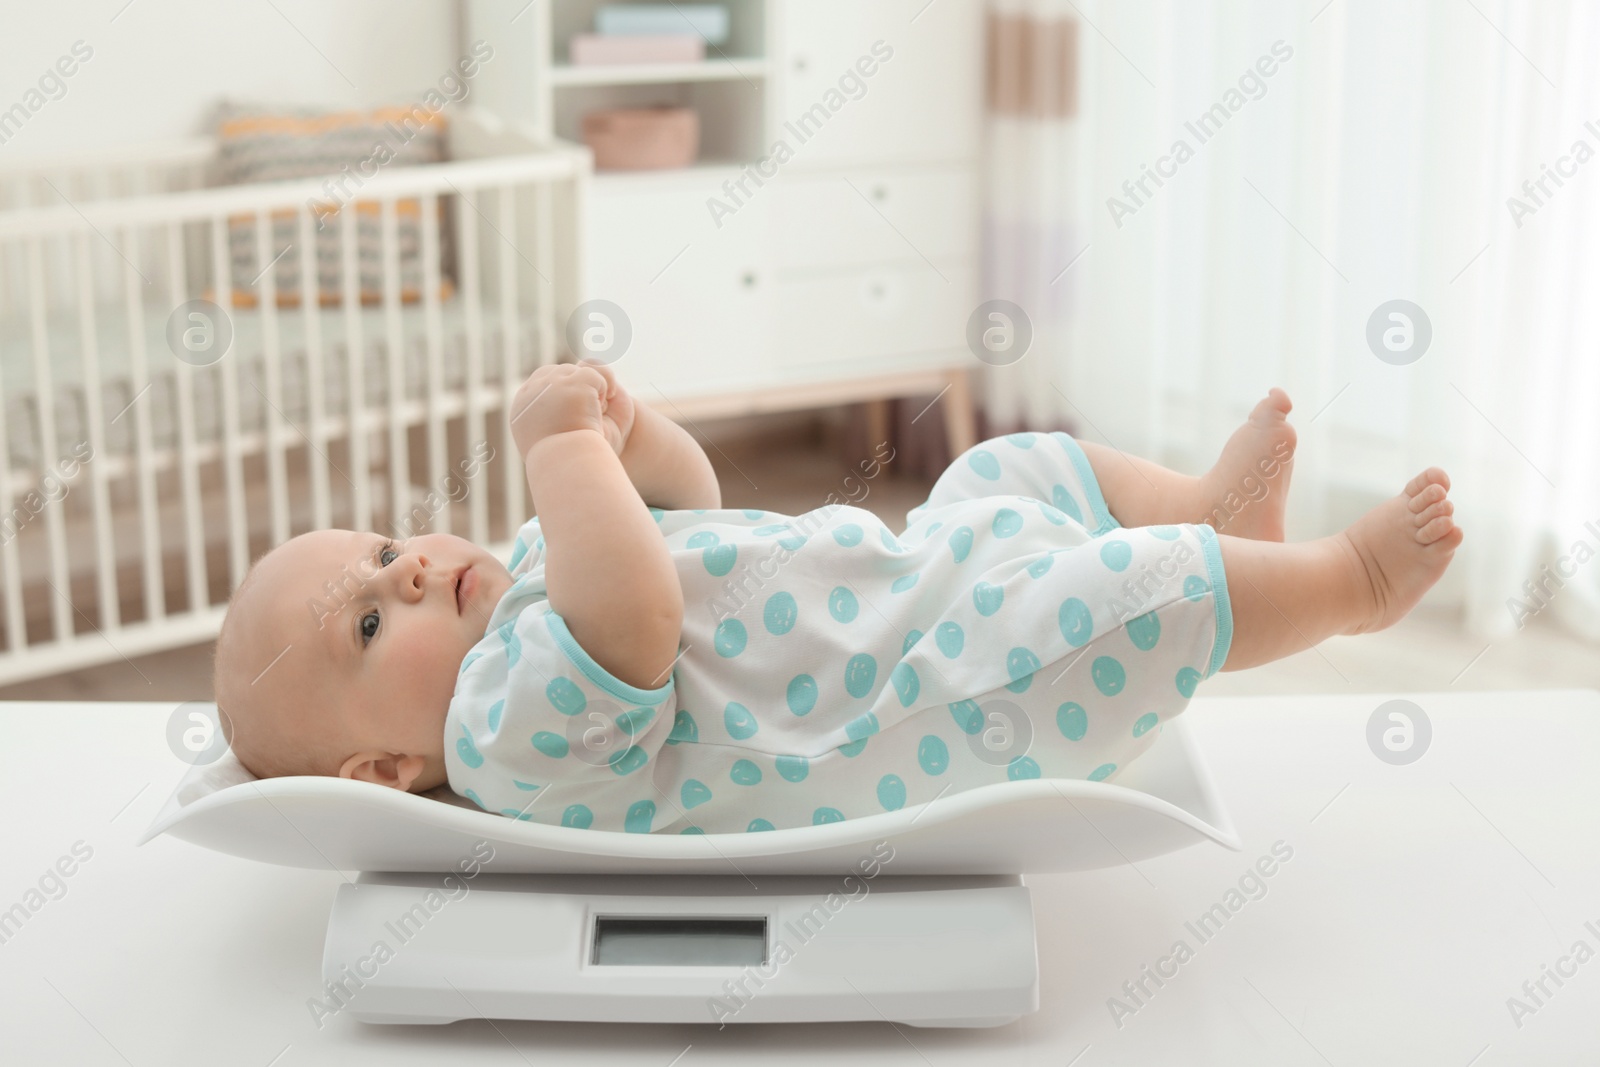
141, 717, 1240, 1028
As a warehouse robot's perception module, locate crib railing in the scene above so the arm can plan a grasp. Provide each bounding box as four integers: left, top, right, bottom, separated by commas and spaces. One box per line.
0, 115, 591, 686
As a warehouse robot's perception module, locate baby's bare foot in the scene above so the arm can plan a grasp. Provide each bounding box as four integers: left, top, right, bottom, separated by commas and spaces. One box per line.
1200, 388, 1296, 541
1337, 468, 1463, 635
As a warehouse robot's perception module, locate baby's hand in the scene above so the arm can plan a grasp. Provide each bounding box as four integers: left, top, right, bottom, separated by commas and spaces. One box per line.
581, 360, 637, 457
509, 362, 613, 458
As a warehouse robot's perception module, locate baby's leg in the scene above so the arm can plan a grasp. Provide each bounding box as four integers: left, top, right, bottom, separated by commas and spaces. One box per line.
1217, 468, 1461, 669
1078, 389, 1297, 540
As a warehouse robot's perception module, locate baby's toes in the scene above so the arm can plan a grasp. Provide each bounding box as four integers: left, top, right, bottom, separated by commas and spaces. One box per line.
1414, 498, 1453, 535
1408, 482, 1448, 514
1417, 510, 1459, 546
1404, 466, 1451, 499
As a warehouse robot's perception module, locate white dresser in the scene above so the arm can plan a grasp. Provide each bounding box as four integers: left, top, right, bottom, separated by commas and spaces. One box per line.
464, 0, 982, 449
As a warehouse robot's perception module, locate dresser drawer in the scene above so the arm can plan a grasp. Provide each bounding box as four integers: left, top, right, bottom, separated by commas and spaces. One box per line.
772, 261, 974, 369
768, 167, 977, 272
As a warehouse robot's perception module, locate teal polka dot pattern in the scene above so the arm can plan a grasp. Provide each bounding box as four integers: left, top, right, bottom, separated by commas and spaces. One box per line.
714, 619, 747, 657
1150, 525, 1182, 540
993, 508, 1023, 538
877, 774, 906, 810
561, 804, 594, 828
845, 711, 881, 741
1008, 756, 1041, 780
776, 754, 810, 782
681, 826, 705, 834
786, 674, 818, 716
748, 818, 775, 832
1176, 667, 1202, 698
935, 621, 965, 658
615, 705, 656, 737
828, 586, 859, 623
665, 709, 698, 745
1006, 432, 1037, 448
532, 731, 569, 758
1087, 763, 1117, 782
624, 799, 656, 833
1132, 712, 1159, 738
948, 526, 974, 563
891, 662, 920, 706
764, 591, 798, 635
880, 527, 904, 553
743, 509, 765, 520
1057, 702, 1088, 741
891, 572, 920, 593
968, 449, 1002, 480
731, 759, 762, 785
833, 523, 864, 547
610, 745, 649, 776
1126, 611, 1161, 651
1027, 553, 1054, 578
487, 699, 504, 733
1099, 540, 1133, 572
724, 701, 759, 740
456, 725, 484, 768
1059, 598, 1093, 646
948, 699, 983, 734
838, 737, 868, 756
917, 735, 950, 775
681, 779, 713, 808
902, 629, 923, 657
1052, 484, 1083, 523
844, 653, 877, 698
1183, 575, 1210, 602
973, 581, 1005, 616
1005, 647, 1041, 693
1093, 656, 1127, 696
498, 619, 522, 667
687, 530, 718, 548
1037, 502, 1068, 526
508, 534, 530, 571
814, 807, 847, 825
702, 542, 737, 576
547, 675, 585, 716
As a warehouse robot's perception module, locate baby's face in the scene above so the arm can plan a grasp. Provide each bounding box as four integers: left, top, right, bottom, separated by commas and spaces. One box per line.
241, 529, 514, 787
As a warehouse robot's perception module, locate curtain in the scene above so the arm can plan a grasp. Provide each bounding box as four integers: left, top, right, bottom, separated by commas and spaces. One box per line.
969, 0, 1600, 642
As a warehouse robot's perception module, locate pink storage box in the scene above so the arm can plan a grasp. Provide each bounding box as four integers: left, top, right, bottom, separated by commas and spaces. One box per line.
581, 106, 699, 170
568, 33, 705, 65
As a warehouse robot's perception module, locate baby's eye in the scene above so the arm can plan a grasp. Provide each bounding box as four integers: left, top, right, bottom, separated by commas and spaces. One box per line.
379, 543, 399, 567
360, 611, 380, 646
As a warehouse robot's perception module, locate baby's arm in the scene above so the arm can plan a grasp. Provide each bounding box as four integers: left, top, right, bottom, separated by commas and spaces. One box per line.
512, 365, 684, 691
618, 401, 721, 511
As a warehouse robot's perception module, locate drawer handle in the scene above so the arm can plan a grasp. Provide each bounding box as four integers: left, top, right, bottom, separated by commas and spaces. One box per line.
793, 56, 808, 73
742, 270, 759, 288
871, 184, 889, 202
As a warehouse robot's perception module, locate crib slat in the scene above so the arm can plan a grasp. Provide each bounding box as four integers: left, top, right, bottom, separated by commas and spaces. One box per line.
26, 237, 70, 643
255, 211, 289, 547
341, 205, 370, 532
497, 185, 521, 535
169, 223, 207, 612
420, 193, 448, 535
124, 225, 164, 623
298, 205, 330, 530
380, 197, 408, 536
457, 188, 487, 545
211, 214, 247, 592
75, 232, 118, 631
534, 180, 556, 369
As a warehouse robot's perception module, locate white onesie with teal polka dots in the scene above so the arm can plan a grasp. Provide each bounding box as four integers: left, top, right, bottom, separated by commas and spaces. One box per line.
444, 431, 1233, 835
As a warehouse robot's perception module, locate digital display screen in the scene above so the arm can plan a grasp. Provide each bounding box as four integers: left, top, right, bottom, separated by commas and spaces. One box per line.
591, 916, 768, 966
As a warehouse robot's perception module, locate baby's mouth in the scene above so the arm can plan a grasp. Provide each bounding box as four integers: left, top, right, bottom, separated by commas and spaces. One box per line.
455, 565, 476, 615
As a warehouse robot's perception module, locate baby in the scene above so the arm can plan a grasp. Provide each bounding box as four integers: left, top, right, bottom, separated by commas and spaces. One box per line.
213, 362, 1461, 834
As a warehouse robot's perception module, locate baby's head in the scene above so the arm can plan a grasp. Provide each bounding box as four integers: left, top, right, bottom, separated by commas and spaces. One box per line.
213, 530, 513, 792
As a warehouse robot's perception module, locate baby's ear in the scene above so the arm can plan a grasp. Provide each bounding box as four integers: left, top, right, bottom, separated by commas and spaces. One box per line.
339, 751, 426, 792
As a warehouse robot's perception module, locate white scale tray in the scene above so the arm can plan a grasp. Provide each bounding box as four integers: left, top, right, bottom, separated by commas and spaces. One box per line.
141, 716, 1240, 875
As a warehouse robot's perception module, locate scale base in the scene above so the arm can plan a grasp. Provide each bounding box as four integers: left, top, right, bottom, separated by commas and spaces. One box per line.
321, 871, 1039, 1027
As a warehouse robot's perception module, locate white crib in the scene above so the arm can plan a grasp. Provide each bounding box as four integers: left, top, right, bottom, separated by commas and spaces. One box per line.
0, 111, 591, 686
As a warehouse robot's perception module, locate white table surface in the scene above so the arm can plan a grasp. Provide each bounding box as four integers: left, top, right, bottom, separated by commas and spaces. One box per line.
2, 691, 1597, 1066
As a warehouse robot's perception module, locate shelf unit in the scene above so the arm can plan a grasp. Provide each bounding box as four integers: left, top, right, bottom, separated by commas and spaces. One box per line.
464, 0, 985, 456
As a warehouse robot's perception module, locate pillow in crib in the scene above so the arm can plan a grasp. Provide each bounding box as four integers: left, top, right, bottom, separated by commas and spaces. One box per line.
211, 101, 454, 308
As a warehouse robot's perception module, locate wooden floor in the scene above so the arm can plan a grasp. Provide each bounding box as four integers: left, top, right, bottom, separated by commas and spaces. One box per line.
3, 409, 1595, 702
